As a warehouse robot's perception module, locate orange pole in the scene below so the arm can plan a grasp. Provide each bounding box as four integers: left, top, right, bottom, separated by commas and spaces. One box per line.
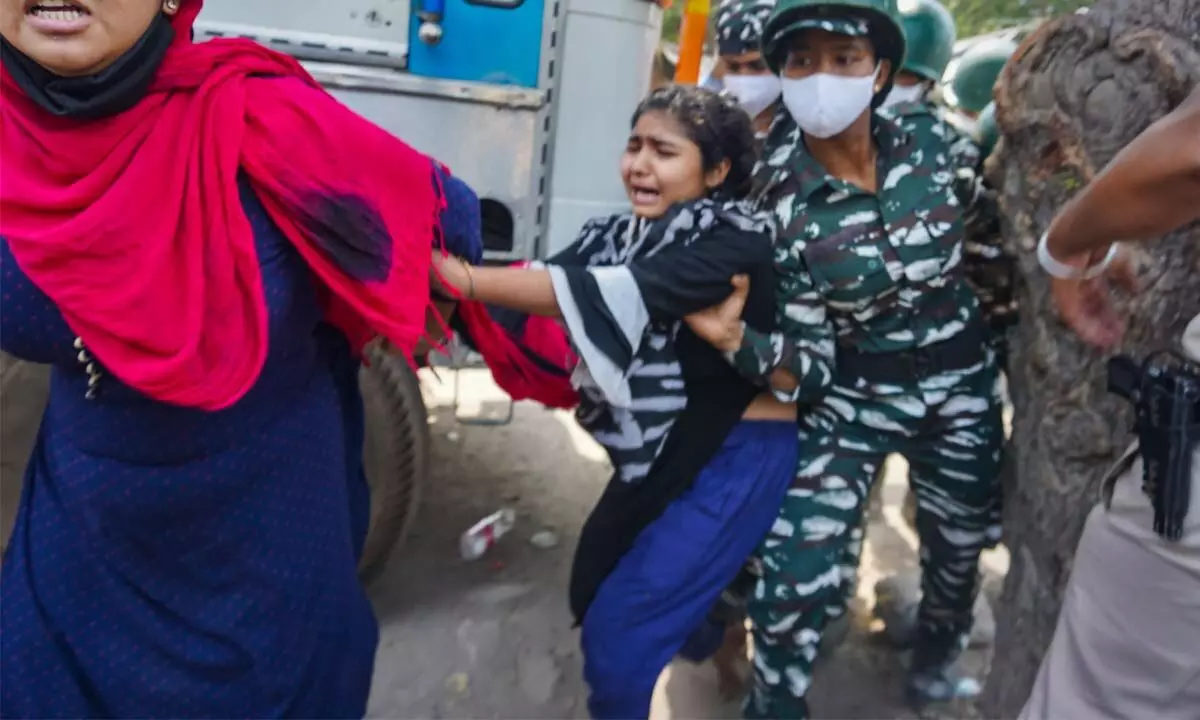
673, 0, 711, 84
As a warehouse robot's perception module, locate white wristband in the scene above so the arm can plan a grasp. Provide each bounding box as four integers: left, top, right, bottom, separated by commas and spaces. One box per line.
1036, 231, 1119, 280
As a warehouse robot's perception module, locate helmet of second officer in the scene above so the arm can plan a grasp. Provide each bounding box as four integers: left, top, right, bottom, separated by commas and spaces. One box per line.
944, 36, 1017, 116
881, 0, 954, 108
896, 0, 955, 82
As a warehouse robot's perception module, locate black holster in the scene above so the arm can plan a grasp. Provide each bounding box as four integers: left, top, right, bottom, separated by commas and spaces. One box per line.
1108, 351, 1200, 540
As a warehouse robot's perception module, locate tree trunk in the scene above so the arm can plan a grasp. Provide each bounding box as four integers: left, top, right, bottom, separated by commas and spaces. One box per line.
981, 1, 1200, 716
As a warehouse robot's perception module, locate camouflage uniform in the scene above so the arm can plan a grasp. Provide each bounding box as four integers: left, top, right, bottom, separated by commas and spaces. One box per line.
737, 109, 1004, 718
962, 101, 1017, 370
940, 39, 1021, 361
829, 100, 1012, 622
902, 98, 1012, 548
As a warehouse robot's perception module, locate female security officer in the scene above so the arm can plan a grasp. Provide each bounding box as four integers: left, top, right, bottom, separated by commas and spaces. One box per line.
684, 0, 1004, 715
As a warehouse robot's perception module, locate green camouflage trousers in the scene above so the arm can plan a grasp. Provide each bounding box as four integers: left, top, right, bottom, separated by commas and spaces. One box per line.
744, 361, 1004, 719
831, 458, 1005, 624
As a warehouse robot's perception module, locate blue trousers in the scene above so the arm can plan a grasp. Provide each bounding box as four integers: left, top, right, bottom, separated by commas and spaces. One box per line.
581, 420, 799, 720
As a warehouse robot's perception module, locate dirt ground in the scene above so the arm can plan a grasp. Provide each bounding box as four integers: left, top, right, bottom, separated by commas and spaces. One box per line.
365, 370, 1010, 720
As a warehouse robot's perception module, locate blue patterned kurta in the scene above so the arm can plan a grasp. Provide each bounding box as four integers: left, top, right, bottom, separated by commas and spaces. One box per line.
0, 182, 378, 717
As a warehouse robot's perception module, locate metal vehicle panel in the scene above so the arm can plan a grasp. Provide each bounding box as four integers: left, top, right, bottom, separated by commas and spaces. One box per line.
196, 0, 412, 68
545, 0, 663, 257
408, 0, 548, 88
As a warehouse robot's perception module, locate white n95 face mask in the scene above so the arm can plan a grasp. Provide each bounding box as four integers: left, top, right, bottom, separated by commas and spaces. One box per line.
781, 67, 879, 139
722, 74, 783, 119
880, 83, 924, 110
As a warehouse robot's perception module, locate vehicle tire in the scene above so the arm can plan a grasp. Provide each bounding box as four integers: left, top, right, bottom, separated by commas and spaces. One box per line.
1, 353, 50, 557
356, 342, 430, 583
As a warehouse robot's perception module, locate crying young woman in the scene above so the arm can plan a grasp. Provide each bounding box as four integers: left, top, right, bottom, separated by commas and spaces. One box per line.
431, 85, 799, 720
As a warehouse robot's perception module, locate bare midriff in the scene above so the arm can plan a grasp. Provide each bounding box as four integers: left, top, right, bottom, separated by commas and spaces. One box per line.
742, 392, 796, 421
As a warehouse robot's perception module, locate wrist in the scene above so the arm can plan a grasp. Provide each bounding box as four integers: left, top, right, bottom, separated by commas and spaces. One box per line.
1038, 230, 1118, 280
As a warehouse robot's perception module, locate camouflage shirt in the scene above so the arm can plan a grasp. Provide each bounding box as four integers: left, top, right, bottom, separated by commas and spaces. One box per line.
732, 109, 984, 401
891, 101, 1017, 335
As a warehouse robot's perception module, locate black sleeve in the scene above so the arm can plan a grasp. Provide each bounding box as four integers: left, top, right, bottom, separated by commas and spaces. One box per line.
629, 225, 773, 322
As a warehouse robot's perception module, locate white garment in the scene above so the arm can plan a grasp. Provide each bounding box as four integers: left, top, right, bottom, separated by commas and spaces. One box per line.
1020, 313, 1200, 720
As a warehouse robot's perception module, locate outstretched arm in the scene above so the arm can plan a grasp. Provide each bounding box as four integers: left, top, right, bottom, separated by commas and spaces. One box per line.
434, 258, 563, 318
436, 217, 775, 406
430, 228, 597, 319
432, 221, 771, 320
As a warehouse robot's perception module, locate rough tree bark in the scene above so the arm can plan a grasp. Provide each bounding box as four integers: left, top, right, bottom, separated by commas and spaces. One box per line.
981, 1, 1200, 716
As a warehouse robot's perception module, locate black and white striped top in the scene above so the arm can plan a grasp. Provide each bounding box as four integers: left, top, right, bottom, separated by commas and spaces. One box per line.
545, 199, 775, 484
552, 197, 782, 620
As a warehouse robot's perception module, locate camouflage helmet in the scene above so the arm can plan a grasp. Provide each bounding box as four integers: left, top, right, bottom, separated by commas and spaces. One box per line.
944, 36, 1017, 114
762, 0, 907, 104
975, 101, 998, 156
896, 0, 955, 82
714, 0, 777, 57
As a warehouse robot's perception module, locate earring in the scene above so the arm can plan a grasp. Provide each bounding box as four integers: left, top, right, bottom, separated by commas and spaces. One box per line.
163, 0, 180, 13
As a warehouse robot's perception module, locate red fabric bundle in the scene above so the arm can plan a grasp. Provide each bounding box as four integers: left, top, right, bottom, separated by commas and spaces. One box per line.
0, 0, 442, 410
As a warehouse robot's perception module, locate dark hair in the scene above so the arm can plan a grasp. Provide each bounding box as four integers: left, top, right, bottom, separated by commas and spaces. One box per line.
630, 84, 758, 199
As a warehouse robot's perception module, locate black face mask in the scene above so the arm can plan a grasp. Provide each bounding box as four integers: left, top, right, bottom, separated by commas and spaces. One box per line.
0, 13, 175, 120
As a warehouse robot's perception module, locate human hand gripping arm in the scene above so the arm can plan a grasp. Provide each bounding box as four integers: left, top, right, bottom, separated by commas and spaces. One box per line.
1041, 87, 1200, 348
433, 213, 776, 405
686, 242, 836, 402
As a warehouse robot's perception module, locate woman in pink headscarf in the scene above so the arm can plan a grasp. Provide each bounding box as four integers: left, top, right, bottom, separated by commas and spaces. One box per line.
0, 0, 449, 715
